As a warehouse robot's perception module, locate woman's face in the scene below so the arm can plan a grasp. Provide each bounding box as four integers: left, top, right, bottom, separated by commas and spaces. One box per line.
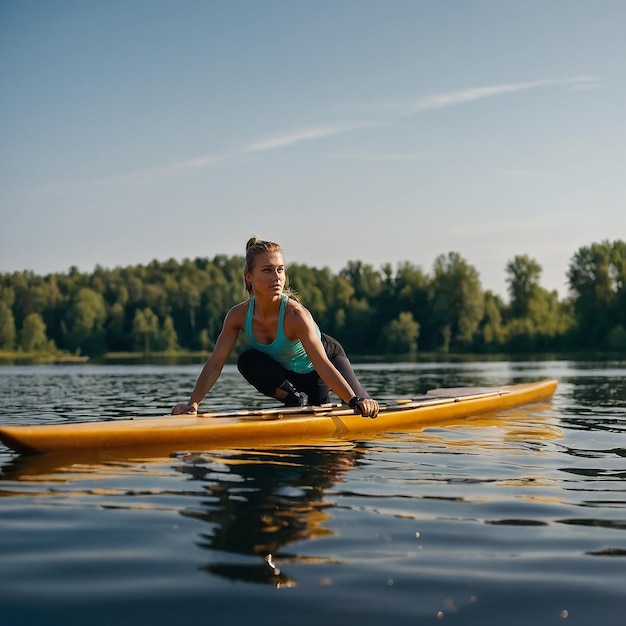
246, 251, 286, 297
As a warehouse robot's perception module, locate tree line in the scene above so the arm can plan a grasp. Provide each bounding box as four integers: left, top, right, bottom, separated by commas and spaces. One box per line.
0, 240, 624, 358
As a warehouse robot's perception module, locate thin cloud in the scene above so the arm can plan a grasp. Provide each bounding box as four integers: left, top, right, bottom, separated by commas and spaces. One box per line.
243, 120, 377, 153
411, 76, 598, 113
359, 76, 599, 116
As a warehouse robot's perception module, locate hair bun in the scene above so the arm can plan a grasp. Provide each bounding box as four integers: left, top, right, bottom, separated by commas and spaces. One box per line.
245, 236, 260, 252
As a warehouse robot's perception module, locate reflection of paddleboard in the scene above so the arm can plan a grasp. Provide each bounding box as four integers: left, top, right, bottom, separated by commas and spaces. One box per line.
0, 379, 557, 455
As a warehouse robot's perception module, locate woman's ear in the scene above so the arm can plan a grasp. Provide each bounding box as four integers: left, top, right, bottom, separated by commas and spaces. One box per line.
243, 270, 253, 294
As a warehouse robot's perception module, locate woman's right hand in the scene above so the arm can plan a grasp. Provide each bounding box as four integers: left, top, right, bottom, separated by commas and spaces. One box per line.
171, 402, 198, 415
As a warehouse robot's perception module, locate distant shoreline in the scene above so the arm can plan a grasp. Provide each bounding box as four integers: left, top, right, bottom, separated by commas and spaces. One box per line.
0, 352, 90, 364
1, 349, 624, 366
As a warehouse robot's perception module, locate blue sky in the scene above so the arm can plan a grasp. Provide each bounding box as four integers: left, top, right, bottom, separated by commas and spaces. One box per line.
1, 0, 624, 299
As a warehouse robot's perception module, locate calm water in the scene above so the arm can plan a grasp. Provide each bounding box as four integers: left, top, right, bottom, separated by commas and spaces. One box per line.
1, 360, 625, 626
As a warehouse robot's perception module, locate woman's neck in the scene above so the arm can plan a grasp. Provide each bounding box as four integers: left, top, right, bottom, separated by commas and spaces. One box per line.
252, 292, 283, 317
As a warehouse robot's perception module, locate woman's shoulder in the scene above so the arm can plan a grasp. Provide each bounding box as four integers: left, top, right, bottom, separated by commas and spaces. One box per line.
224, 300, 250, 326
284, 297, 313, 324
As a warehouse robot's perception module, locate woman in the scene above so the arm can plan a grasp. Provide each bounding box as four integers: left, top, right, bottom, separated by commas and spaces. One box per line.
171, 236, 379, 418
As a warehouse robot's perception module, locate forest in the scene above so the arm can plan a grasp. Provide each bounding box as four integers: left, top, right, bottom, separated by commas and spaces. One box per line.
0, 239, 624, 360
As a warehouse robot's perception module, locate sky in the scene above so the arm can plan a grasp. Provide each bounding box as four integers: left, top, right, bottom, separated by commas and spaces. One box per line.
1, 0, 625, 300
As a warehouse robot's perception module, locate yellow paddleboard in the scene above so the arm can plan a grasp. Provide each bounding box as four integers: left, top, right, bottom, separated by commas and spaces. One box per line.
0, 379, 557, 455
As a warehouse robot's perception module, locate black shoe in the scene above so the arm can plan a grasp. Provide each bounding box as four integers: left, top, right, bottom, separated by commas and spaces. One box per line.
279, 380, 304, 407
282, 392, 304, 407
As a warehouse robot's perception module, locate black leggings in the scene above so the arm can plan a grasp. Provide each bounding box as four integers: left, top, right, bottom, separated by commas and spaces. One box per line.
237, 333, 369, 405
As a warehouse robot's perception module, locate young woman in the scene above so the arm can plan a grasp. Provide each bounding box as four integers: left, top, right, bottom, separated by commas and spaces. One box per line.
171, 236, 379, 418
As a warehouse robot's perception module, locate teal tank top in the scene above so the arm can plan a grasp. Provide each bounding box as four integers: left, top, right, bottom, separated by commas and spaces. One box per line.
244, 294, 320, 374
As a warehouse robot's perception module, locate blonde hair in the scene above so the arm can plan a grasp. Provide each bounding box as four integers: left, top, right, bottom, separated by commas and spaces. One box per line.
243, 236, 298, 299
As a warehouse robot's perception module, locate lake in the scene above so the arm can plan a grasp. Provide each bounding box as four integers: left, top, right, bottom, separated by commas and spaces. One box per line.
1, 360, 625, 626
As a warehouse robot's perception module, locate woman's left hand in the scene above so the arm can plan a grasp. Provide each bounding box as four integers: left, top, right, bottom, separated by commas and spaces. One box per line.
353, 398, 379, 419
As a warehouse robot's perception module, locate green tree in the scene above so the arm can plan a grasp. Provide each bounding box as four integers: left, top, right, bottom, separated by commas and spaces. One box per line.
144, 283, 169, 318
0, 301, 17, 350
198, 328, 214, 352
341, 298, 376, 353
200, 262, 243, 343
506, 255, 543, 319
480, 291, 505, 350
334, 261, 381, 352
106, 301, 128, 351
132, 307, 159, 353
323, 275, 354, 339
19, 312, 52, 352
607, 325, 626, 351
381, 311, 420, 354
159, 315, 179, 352
176, 277, 201, 346
430, 252, 484, 351
65, 288, 107, 354
504, 255, 573, 350
567, 240, 625, 347
0, 285, 16, 308
340, 261, 382, 301
610, 240, 626, 330
392, 261, 433, 350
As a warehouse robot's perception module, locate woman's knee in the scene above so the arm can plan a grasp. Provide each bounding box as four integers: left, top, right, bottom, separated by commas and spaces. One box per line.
236, 349, 262, 378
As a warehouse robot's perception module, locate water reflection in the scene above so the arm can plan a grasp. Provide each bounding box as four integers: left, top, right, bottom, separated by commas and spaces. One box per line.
0, 441, 366, 589
177, 445, 364, 587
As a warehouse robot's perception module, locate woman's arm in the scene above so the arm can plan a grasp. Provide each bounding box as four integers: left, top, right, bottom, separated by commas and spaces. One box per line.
288, 303, 379, 418
171, 305, 244, 415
